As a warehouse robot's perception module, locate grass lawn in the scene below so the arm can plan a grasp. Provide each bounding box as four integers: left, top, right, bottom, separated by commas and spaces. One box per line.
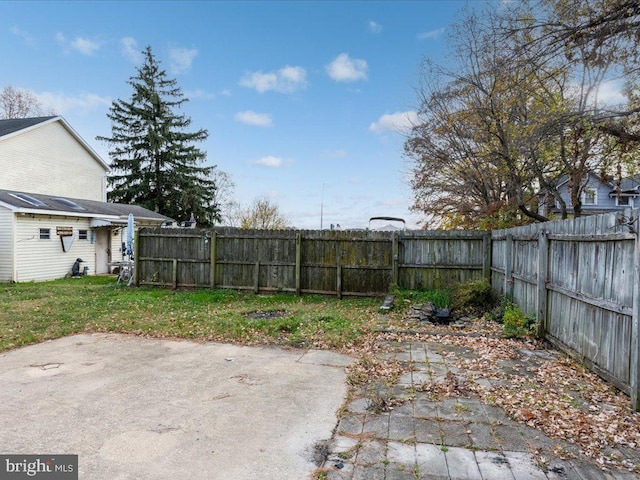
0, 276, 383, 352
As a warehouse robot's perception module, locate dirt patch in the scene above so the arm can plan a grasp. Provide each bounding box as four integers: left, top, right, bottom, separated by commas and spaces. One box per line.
243, 310, 290, 320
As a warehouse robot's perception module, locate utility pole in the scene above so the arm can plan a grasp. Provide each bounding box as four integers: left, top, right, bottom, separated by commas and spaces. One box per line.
320, 183, 325, 230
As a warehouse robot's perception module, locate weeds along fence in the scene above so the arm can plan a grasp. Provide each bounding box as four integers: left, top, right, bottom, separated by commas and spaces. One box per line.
492, 209, 640, 410
135, 228, 489, 297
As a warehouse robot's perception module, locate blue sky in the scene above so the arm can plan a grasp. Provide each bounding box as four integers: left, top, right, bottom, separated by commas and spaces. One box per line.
1, 0, 469, 229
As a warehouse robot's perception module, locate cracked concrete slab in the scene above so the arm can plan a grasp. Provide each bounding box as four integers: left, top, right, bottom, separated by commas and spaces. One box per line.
0, 333, 353, 480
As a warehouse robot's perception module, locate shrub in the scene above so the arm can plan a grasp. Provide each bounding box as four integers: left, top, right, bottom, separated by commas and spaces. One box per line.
452, 280, 497, 311
501, 302, 536, 338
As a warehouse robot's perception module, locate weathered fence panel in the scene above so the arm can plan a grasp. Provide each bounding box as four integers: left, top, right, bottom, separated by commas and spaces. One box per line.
398, 231, 487, 289
493, 209, 640, 409
137, 228, 487, 296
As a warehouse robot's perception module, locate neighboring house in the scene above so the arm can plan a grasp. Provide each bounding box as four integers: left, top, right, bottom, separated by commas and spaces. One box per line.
0, 189, 170, 282
0, 116, 173, 282
0, 116, 109, 201
538, 172, 640, 217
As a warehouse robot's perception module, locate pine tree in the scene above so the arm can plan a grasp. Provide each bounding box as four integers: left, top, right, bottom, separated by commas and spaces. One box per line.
98, 46, 220, 225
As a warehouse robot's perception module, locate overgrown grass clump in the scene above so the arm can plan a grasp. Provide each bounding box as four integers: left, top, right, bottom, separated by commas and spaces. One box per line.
0, 277, 380, 352
392, 286, 452, 309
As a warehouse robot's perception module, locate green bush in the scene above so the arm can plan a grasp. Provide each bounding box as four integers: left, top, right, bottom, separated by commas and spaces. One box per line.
452, 280, 497, 311
501, 302, 536, 338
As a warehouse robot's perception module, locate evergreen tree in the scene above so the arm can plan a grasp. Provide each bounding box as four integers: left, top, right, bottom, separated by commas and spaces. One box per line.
98, 46, 220, 225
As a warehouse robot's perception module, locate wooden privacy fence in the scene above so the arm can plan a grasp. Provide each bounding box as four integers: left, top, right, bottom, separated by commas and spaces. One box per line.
492, 209, 640, 410
135, 228, 489, 297
134, 218, 639, 409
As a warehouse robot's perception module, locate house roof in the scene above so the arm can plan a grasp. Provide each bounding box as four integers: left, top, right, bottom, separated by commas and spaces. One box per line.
0, 116, 57, 137
552, 171, 616, 190
0, 189, 172, 223
615, 176, 640, 193
0, 116, 110, 171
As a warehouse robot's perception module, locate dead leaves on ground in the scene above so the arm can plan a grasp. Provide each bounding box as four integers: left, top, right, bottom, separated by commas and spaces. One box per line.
377, 326, 640, 473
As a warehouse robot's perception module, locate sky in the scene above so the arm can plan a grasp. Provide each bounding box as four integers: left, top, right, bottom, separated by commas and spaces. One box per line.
1, 0, 470, 229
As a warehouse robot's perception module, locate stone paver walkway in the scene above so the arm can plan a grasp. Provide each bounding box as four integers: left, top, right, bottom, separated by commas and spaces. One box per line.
318, 340, 639, 480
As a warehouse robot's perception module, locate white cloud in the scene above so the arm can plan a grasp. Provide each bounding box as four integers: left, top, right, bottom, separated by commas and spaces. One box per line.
567, 80, 628, 108
71, 37, 101, 55
121, 37, 142, 63
369, 111, 419, 134
55, 32, 101, 55
169, 46, 198, 74
417, 27, 445, 40
254, 156, 284, 168
219, 89, 232, 96
36, 91, 111, 114
240, 66, 307, 93
326, 53, 368, 82
234, 110, 274, 127
594, 80, 627, 107
10, 26, 36, 46
369, 20, 382, 34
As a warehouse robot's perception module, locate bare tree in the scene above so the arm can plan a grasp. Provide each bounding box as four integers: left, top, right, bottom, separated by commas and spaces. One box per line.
509, 0, 640, 144
238, 197, 291, 229
406, 1, 637, 228
406, 9, 550, 228
0, 86, 50, 119
209, 169, 239, 226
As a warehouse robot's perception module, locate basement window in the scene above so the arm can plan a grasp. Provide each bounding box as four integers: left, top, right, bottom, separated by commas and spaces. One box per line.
79, 229, 88, 240
39, 228, 51, 240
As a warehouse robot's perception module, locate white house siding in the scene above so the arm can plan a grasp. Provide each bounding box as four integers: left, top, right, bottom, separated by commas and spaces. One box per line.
0, 122, 107, 201
0, 207, 15, 281
14, 214, 96, 282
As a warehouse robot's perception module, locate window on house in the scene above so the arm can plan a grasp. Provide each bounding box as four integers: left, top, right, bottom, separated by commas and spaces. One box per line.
79, 229, 88, 240
39, 228, 51, 240
616, 196, 630, 206
583, 189, 597, 206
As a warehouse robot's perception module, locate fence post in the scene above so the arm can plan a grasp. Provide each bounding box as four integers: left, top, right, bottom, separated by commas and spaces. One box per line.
482, 232, 491, 282
504, 233, 514, 300
254, 261, 260, 294
391, 232, 399, 288
536, 231, 548, 338
210, 231, 217, 289
336, 265, 342, 299
133, 230, 140, 286
295, 233, 302, 295
172, 259, 178, 290
631, 228, 640, 411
